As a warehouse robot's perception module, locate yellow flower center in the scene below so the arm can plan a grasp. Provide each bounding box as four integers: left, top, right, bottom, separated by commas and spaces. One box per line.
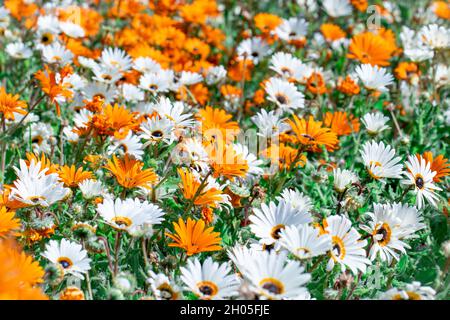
373, 222, 392, 246
331, 236, 346, 261
112, 216, 132, 228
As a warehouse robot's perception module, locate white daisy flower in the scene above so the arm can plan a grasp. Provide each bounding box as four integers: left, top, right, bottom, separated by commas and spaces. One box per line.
275, 188, 312, 214
269, 52, 308, 82
360, 140, 403, 180
27, 122, 54, 154
361, 112, 390, 135
233, 143, 264, 180
147, 271, 182, 300
402, 155, 442, 209
42, 239, 91, 279
333, 168, 358, 193
175, 137, 210, 172
237, 37, 270, 64
139, 72, 171, 94
265, 77, 305, 113
355, 64, 394, 92
59, 21, 85, 38
6, 42, 32, 59
279, 224, 331, 260
99, 47, 132, 72
249, 200, 312, 249
180, 257, 240, 300
82, 82, 117, 104
10, 159, 70, 207
119, 83, 144, 103
251, 109, 289, 138
380, 281, 436, 300
419, 24, 450, 50
275, 17, 308, 43
92, 64, 123, 84
132, 57, 162, 74
322, 0, 353, 17
41, 42, 73, 65
232, 250, 311, 300
97, 197, 165, 234
79, 179, 104, 200
140, 117, 175, 146
108, 131, 144, 160
205, 65, 227, 85
37, 15, 60, 34
324, 215, 370, 274
149, 97, 195, 129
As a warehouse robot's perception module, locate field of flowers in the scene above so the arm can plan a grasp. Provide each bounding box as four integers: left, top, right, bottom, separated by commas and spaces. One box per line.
0, 0, 449, 301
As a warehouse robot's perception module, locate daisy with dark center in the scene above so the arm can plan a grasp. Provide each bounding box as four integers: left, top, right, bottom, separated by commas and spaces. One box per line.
360, 140, 403, 181
323, 215, 370, 274
286, 115, 339, 151
265, 77, 305, 113
180, 257, 239, 300
249, 200, 312, 250
231, 250, 311, 300
380, 282, 436, 300
97, 197, 165, 235
42, 239, 91, 279
279, 225, 331, 260
147, 271, 182, 300
361, 203, 417, 263
402, 155, 442, 209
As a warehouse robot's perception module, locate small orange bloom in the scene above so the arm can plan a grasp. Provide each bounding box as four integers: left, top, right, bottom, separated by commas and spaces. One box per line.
324, 111, 360, 136
351, 0, 369, 11
58, 165, 94, 188
336, 76, 361, 95
197, 106, 240, 144
320, 23, 346, 42
59, 286, 85, 300
287, 115, 339, 151
0, 206, 20, 238
261, 143, 307, 171
306, 72, 328, 95
417, 152, 450, 183
432, 1, 450, 20
395, 62, 420, 83
209, 143, 249, 180
104, 155, 158, 189
348, 32, 395, 66
178, 168, 225, 208
0, 87, 27, 120
166, 217, 222, 256
91, 104, 137, 139
34, 65, 74, 116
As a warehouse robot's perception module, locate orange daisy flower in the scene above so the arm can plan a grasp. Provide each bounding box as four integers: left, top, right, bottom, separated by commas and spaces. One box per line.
306, 72, 328, 95
432, 1, 450, 20
351, 0, 369, 11
91, 104, 137, 139
34, 65, 74, 116
417, 152, 450, 183
197, 106, 240, 144
0, 87, 27, 120
104, 155, 158, 189
287, 115, 339, 151
394, 62, 420, 83
0, 239, 47, 300
320, 23, 346, 42
0, 206, 20, 238
262, 143, 307, 171
178, 168, 225, 208
165, 217, 222, 256
347, 31, 395, 66
58, 165, 94, 188
209, 143, 249, 180
336, 76, 361, 95
324, 111, 360, 136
